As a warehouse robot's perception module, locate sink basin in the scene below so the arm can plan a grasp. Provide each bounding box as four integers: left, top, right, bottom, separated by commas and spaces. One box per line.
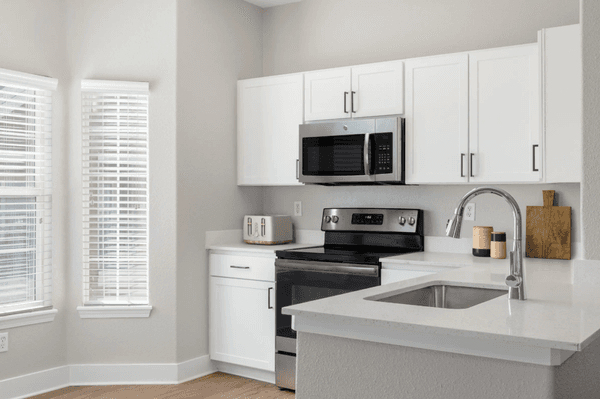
367, 284, 507, 309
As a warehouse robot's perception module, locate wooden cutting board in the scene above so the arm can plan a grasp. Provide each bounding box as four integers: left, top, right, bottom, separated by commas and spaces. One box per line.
525, 190, 571, 260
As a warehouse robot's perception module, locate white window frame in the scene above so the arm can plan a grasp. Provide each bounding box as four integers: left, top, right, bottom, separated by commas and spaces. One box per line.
0, 67, 58, 329
77, 79, 151, 319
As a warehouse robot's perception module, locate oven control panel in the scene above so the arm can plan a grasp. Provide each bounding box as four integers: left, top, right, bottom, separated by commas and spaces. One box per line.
321, 208, 421, 234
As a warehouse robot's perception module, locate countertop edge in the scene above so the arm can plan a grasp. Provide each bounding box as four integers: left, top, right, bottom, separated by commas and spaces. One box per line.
286, 308, 580, 352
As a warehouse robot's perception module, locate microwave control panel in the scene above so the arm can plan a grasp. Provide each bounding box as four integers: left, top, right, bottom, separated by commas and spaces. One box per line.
372, 133, 393, 174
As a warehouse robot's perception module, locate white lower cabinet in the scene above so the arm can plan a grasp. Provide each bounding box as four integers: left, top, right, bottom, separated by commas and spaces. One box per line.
209, 254, 275, 372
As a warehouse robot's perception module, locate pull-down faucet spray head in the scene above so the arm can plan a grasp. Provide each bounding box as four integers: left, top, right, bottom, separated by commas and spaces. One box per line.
445, 213, 463, 239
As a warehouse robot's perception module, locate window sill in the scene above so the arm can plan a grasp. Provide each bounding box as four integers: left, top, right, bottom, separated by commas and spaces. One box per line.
0, 308, 58, 330
76, 305, 152, 319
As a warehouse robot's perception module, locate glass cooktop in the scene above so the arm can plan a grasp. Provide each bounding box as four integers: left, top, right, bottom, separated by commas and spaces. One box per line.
275, 245, 421, 266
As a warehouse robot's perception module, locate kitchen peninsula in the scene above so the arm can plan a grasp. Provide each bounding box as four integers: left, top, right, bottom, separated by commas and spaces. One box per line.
283, 256, 600, 399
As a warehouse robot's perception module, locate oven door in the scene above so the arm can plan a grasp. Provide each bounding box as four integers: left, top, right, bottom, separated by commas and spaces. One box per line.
274, 259, 379, 390
275, 259, 380, 342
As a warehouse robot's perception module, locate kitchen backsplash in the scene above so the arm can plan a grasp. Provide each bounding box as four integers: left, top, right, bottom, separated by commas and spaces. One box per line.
262, 183, 581, 244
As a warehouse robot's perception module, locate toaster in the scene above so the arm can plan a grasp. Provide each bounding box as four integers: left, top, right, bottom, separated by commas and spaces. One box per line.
243, 215, 293, 245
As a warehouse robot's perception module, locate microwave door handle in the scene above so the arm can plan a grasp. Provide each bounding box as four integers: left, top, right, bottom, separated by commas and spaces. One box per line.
364, 133, 371, 175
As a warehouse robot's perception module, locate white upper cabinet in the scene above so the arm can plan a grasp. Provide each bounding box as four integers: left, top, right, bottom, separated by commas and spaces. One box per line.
351, 61, 404, 118
237, 74, 303, 186
304, 61, 404, 122
304, 67, 351, 121
405, 54, 469, 184
469, 44, 541, 183
540, 24, 581, 183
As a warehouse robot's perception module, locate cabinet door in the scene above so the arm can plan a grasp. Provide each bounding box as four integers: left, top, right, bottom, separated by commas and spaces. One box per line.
304, 67, 351, 121
469, 45, 541, 183
351, 61, 404, 118
237, 74, 303, 186
541, 24, 581, 183
405, 54, 469, 184
209, 276, 275, 371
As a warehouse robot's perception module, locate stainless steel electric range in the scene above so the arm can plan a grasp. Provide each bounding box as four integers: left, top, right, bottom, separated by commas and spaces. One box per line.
274, 208, 425, 390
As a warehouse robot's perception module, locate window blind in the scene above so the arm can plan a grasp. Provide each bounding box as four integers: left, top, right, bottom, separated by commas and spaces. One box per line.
0, 67, 57, 316
82, 80, 149, 305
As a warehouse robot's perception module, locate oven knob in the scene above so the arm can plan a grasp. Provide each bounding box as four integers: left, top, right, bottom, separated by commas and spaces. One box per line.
332, 216, 339, 223
408, 217, 416, 226
325, 216, 332, 223
399, 216, 406, 225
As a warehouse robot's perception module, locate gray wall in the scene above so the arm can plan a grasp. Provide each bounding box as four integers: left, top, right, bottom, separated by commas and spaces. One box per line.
0, 0, 69, 380
65, 0, 179, 364
175, 0, 263, 363
262, 0, 581, 242
581, 0, 600, 260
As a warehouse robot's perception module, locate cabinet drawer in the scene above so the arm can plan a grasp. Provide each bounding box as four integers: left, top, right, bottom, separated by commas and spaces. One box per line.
209, 253, 275, 281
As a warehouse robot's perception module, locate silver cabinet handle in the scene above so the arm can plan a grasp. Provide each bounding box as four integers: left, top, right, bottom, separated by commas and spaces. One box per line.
533, 144, 539, 172
230, 265, 250, 270
351, 91, 356, 113
296, 159, 299, 180
470, 153, 475, 177
460, 153, 466, 177
268, 287, 273, 309
364, 133, 371, 175
344, 91, 349, 113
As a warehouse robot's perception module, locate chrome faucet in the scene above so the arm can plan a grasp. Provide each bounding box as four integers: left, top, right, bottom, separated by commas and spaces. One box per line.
446, 187, 525, 300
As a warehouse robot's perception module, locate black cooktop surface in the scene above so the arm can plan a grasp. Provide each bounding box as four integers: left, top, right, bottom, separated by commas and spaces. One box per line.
275, 245, 422, 266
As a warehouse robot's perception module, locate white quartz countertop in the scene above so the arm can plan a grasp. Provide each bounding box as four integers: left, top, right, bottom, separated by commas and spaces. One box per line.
205, 229, 323, 255
382, 251, 511, 267
284, 256, 600, 354
207, 241, 319, 254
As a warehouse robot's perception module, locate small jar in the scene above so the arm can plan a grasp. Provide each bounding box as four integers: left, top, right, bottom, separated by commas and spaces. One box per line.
491, 232, 507, 259
473, 226, 494, 257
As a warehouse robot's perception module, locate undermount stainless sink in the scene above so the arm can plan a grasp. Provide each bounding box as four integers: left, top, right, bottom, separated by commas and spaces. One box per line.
367, 284, 507, 309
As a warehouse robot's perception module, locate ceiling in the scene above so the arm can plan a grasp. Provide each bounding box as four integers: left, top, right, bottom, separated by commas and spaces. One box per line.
244, 0, 300, 8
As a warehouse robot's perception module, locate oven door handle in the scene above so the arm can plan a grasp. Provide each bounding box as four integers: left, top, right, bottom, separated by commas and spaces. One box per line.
275, 259, 379, 276
364, 133, 371, 175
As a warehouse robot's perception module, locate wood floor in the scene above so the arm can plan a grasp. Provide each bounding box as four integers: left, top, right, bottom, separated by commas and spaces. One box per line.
28, 372, 295, 399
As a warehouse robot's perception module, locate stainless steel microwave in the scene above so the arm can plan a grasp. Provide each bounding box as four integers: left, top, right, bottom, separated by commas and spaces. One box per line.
298, 117, 405, 185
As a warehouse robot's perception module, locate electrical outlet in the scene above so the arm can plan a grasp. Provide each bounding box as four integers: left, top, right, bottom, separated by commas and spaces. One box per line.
294, 201, 302, 217
0, 332, 7, 353
464, 203, 476, 221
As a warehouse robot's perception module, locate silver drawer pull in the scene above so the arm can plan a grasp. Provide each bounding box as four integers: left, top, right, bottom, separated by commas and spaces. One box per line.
230, 265, 250, 269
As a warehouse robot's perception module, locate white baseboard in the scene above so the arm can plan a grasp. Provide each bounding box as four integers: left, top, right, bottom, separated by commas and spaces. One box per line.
0, 355, 217, 399
213, 361, 275, 384
177, 355, 218, 383
0, 365, 70, 399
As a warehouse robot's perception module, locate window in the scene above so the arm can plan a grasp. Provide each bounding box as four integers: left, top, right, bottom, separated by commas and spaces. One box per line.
80, 80, 150, 314
0, 68, 56, 318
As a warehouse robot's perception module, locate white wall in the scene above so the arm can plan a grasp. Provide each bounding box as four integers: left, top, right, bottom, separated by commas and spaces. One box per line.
0, 0, 69, 380
64, 0, 178, 364
262, 0, 582, 244
175, 0, 264, 362
580, 0, 600, 260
